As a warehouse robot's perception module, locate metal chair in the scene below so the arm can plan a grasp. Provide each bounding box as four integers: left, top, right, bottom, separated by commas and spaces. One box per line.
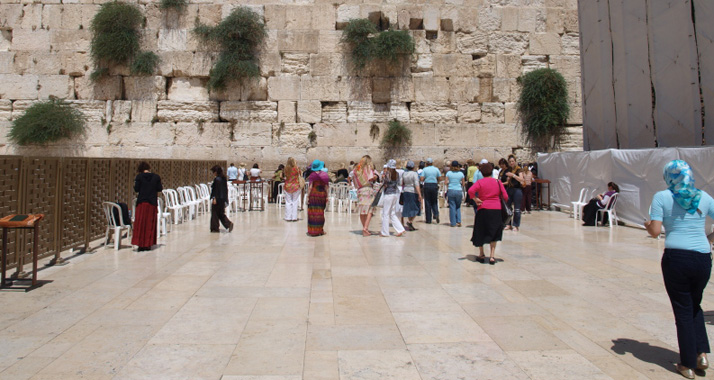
102, 201, 132, 250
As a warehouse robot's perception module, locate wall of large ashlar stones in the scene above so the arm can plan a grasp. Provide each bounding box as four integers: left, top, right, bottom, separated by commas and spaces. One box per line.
0, 0, 582, 167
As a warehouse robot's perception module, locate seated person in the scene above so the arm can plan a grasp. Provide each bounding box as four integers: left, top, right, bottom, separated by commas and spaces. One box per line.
582, 182, 619, 226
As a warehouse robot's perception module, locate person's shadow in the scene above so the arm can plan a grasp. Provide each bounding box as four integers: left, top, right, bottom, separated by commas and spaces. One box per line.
703, 311, 714, 325
610, 338, 679, 374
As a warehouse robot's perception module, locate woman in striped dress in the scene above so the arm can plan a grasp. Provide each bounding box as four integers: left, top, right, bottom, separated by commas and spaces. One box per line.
307, 160, 330, 236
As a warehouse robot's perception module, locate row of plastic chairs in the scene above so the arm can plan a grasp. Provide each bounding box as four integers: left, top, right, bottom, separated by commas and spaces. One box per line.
162, 184, 211, 224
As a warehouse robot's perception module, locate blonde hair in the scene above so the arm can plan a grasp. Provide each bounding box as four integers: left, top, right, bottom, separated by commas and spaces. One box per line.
358, 155, 372, 171
286, 157, 297, 172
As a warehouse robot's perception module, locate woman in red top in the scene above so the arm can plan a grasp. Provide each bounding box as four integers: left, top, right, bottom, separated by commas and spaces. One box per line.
467, 163, 508, 265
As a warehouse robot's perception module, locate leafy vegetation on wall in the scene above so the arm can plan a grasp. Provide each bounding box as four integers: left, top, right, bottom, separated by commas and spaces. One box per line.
160, 0, 187, 11
341, 19, 415, 71
380, 119, 412, 157
8, 98, 86, 146
193, 7, 267, 91
516, 68, 570, 151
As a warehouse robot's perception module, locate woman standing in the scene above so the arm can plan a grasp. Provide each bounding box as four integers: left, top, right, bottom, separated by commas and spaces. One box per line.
132, 161, 163, 251
250, 163, 262, 181
522, 165, 534, 213
468, 163, 508, 265
444, 160, 465, 227
351, 155, 378, 236
646, 160, 714, 379
581, 182, 619, 226
272, 164, 285, 203
401, 161, 422, 231
503, 155, 525, 232
210, 165, 234, 233
283, 158, 302, 222
307, 160, 330, 236
380, 160, 406, 237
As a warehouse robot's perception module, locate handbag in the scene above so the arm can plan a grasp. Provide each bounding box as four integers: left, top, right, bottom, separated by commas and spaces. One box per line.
499, 183, 513, 226
370, 184, 385, 208
298, 171, 306, 189
398, 192, 404, 205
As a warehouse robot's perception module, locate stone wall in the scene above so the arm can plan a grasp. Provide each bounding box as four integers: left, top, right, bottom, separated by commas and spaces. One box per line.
0, 0, 582, 167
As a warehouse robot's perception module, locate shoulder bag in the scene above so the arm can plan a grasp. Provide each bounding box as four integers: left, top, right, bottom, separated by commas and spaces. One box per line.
499, 180, 513, 226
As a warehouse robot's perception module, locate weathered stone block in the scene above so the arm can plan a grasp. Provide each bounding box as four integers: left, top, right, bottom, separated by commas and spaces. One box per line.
65, 100, 106, 123
428, 31, 456, 54
481, 102, 505, 123
264, 4, 285, 29
372, 78, 392, 103
505, 102, 517, 123
561, 32, 580, 55
341, 77, 371, 102
432, 54, 473, 77
173, 122, 230, 148
336, 4, 359, 28
492, 78, 513, 102
347, 101, 409, 124
158, 29, 187, 51
75, 75, 122, 100
220, 101, 277, 123
391, 76, 415, 102
477, 76, 493, 103
457, 102, 482, 123
321, 102, 347, 123
0, 53, 15, 74
12, 29, 49, 51
0, 74, 37, 99
312, 4, 336, 30
267, 76, 301, 101
489, 32, 529, 54
314, 123, 355, 147
242, 77, 268, 101
111, 100, 132, 124
301, 76, 343, 101
518, 8, 537, 32
563, 9, 579, 33
456, 32, 488, 55
282, 53, 310, 75
278, 100, 296, 123
478, 6, 501, 32
545, 7, 564, 33
51, 30, 90, 51
124, 76, 166, 101
274, 122, 312, 149
521, 55, 548, 73
229, 123, 273, 147
449, 77, 479, 102
0, 100, 12, 121
38, 75, 72, 99
529, 32, 561, 55
318, 30, 341, 54
278, 31, 319, 53
59, 51, 91, 77
310, 53, 344, 77
285, 5, 312, 30
413, 54, 433, 73
0, 5, 24, 31
424, 7, 440, 31
168, 77, 209, 101
131, 100, 157, 122
20, 4, 42, 29
411, 102, 457, 123
496, 54, 522, 78
157, 100, 219, 123
414, 76, 449, 102
549, 55, 580, 78
501, 7, 518, 31
297, 100, 321, 123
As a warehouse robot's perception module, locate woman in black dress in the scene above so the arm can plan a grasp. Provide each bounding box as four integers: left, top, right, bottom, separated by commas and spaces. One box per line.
210, 165, 234, 233
132, 161, 163, 251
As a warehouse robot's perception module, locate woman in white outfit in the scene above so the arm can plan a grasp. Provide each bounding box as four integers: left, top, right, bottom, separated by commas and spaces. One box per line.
283, 157, 302, 222
380, 159, 405, 237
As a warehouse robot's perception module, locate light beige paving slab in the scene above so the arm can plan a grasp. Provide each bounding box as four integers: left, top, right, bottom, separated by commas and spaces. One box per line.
508, 349, 615, 380
114, 343, 234, 380
475, 315, 569, 351
224, 320, 307, 376
306, 324, 405, 351
393, 311, 492, 344
333, 295, 394, 325
337, 350, 421, 380
408, 342, 531, 380
303, 350, 339, 380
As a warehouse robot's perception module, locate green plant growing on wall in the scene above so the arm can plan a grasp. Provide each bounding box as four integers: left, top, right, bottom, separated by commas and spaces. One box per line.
130, 51, 160, 76
160, 0, 187, 11
380, 119, 411, 157
341, 19, 414, 71
516, 68, 570, 152
90, 1, 158, 80
8, 98, 86, 146
193, 7, 267, 91
308, 130, 317, 145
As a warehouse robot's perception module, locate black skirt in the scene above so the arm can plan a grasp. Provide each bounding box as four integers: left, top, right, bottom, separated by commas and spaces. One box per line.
471, 208, 504, 247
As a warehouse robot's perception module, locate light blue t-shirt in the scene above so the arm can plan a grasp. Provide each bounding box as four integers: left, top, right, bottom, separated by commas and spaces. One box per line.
421, 166, 442, 184
650, 190, 714, 253
472, 170, 484, 183
446, 171, 464, 191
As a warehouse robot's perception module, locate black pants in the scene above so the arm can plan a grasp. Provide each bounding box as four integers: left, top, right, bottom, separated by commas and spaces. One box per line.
662, 249, 712, 368
210, 200, 231, 231
581, 199, 606, 226
423, 183, 439, 223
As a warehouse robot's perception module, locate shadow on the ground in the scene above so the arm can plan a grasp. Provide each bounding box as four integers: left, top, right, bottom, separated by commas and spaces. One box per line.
459, 255, 503, 263
703, 311, 714, 325
610, 338, 678, 374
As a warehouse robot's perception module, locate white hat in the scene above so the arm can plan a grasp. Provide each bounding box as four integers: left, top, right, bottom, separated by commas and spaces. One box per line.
386, 159, 397, 169
480, 158, 488, 164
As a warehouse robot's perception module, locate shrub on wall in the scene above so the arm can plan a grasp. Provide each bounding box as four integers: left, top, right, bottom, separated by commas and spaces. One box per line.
8, 98, 86, 146
90, 2, 158, 80
380, 119, 412, 157
160, 0, 187, 11
193, 7, 267, 91
341, 19, 414, 71
516, 68, 570, 151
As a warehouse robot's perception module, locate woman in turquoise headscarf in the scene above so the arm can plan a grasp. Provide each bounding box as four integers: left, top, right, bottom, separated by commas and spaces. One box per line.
646, 160, 714, 379
307, 160, 329, 236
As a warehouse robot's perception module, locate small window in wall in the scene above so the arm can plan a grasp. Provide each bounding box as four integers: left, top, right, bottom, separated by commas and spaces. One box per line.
426, 31, 438, 39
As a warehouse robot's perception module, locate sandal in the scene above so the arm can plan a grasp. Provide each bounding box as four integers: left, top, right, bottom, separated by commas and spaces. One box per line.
476, 256, 485, 263
489, 257, 496, 265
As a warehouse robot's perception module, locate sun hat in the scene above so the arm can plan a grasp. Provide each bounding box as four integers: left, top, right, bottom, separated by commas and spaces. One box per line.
387, 159, 397, 169
311, 160, 324, 172
480, 158, 488, 164
426, 158, 433, 163
451, 160, 460, 167
406, 160, 415, 168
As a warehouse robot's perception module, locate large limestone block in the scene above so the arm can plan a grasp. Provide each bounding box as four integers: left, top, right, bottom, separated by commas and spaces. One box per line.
0, 53, 13, 75
336, 4, 359, 28
424, 7, 440, 31
0, 100, 12, 121
12, 29, 49, 51
220, 101, 277, 123
168, 77, 209, 101
457, 103, 482, 123
310, 53, 345, 77
414, 76, 449, 102
568, 104, 582, 124
1, 30, 11, 51
489, 32, 529, 54
38, 75, 72, 99
474, 54, 497, 77
312, 4, 336, 30
233, 122, 272, 147
274, 122, 312, 149
59, 51, 91, 77
187, 52, 214, 77
521, 55, 548, 74
124, 76, 167, 101
75, 75, 122, 100
428, 31, 456, 54
529, 32, 561, 55
321, 102, 347, 123
0, 74, 38, 99
157, 101, 219, 123
315, 123, 357, 147
159, 51, 193, 77
492, 78, 514, 102
131, 100, 157, 122
267, 76, 301, 101
563, 9, 579, 32
20, 4, 42, 30
42, 5, 62, 31
0, 5, 24, 31
285, 5, 312, 30
297, 100, 321, 123
242, 77, 268, 101
390, 76, 415, 103
347, 101, 409, 123
501, 7, 518, 31
110, 100, 132, 124
432, 54, 473, 77
281, 53, 310, 75
549, 55, 580, 78
264, 5, 286, 29
518, 8, 537, 32
481, 102, 505, 123
158, 29, 187, 51
278, 31, 319, 53
300, 76, 343, 101
51, 30, 90, 51
478, 6, 501, 32
505, 102, 517, 123
561, 32, 579, 55
410, 102, 457, 123
449, 77, 479, 102
65, 100, 106, 122
278, 100, 296, 123
413, 54, 433, 73
341, 77, 371, 102
372, 78, 392, 104
545, 7, 564, 33
496, 54, 522, 78
456, 32, 488, 54
318, 30, 342, 54
259, 52, 282, 77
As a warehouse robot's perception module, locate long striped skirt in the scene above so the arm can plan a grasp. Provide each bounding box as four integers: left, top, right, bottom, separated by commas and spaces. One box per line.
307, 184, 327, 236
131, 202, 157, 248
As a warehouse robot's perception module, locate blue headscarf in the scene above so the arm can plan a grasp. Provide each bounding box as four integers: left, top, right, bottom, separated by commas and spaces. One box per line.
663, 160, 701, 214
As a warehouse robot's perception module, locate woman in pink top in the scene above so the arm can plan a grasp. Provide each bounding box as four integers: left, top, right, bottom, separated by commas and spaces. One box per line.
467, 163, 508, 265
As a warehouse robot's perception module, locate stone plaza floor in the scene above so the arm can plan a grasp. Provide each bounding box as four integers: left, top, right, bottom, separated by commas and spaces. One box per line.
0, 204, 713, 379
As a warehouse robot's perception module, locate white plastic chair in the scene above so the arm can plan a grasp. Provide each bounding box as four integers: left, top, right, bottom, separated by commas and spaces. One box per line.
571, 187, 589, 219
195, 184, 210, 214
102, 201, 132, 250
595, 193, 619, 228
186, 186, 205, 215
157, 197, 171, 236
163, 189, 187, 224
177, 187, 200, 219
276, 183, 286, 208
